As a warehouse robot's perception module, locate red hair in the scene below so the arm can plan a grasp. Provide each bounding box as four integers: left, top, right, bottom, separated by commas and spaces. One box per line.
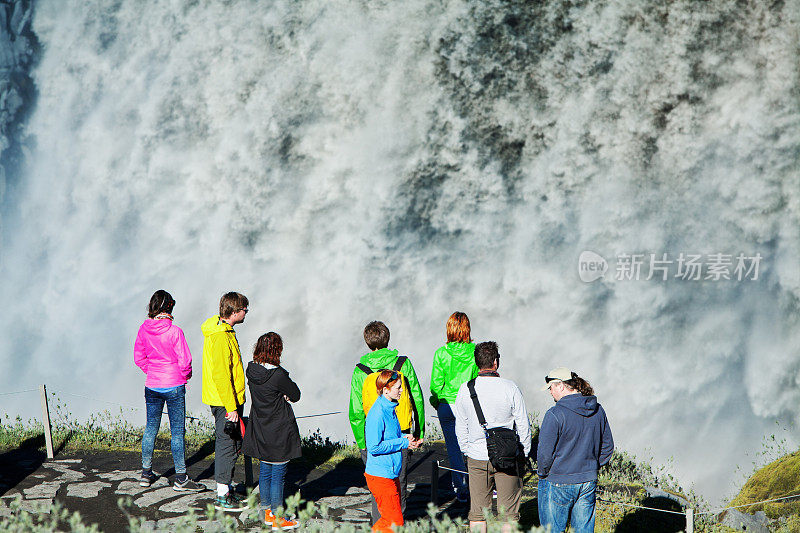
446, 312, 471, 343
375, 370, 400, 394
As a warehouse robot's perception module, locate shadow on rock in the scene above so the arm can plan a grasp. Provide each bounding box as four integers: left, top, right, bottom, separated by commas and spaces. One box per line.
0, 433, 47, 496
614, 496, 685, 533
519, 497, 542, 530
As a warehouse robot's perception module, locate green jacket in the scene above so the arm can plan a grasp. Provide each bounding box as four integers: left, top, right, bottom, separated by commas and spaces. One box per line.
430, 342, 477, 406
348, 348, 425, 449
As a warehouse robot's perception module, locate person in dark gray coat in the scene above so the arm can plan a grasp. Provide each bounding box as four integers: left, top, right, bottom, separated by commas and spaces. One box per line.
242, 332, 301, 529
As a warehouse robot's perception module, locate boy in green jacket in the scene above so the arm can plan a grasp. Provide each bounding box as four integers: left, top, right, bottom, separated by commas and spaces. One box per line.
349, 321, 425, 524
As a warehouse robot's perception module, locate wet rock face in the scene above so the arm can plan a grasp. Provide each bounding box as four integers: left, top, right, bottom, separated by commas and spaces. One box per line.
720, 508, 770, 533
0, 0, 38, 196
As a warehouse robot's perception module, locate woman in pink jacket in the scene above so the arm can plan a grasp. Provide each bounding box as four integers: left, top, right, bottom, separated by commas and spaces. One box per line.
134, 290, 202, 491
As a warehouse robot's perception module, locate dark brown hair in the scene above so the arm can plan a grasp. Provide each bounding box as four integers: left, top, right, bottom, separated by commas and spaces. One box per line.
219, 292, 249, 319
446, 312, 471, 343
253, 332, 283, 365
375, 369, 400, 394
363, 321, 390, 351
148, 290, 175, 318
474, 341, 499, 370
564, 373, 594, 396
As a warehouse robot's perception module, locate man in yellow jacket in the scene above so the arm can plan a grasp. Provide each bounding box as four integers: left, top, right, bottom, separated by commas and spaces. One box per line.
202, 291, 248, 511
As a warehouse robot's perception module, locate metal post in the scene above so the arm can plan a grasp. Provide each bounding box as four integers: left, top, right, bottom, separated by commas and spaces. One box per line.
430, 460, 439, 506
39, 384, 54, 459
686, 508, 694, 533
244, 455, 253, 487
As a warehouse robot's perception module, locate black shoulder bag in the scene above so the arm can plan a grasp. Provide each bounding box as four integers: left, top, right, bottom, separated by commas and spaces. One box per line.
467, 378, 524, 475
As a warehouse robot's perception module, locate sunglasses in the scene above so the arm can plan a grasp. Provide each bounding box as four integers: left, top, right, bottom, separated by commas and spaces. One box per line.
545, 376, 562, 384
389, 371, 399, 381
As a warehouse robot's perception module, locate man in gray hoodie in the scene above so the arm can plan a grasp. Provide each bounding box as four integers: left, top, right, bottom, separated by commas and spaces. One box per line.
537, 367, 614, 533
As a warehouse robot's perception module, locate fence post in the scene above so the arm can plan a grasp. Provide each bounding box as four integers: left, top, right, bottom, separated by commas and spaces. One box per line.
686, 508, 694, 533
39, 384, 54, 459
430, 460, 439, 506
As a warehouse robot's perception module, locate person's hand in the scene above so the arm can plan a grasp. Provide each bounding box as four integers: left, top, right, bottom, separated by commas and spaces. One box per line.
225, 411, 239, 422
406, 436, 422, 450
429, 395, 439, 409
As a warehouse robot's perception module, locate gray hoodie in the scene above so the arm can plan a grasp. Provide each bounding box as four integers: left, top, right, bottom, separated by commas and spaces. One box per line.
537, 393, 614, 484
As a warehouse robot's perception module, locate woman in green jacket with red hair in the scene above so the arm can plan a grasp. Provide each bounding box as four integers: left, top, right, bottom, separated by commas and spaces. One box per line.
430, 312, 477, 502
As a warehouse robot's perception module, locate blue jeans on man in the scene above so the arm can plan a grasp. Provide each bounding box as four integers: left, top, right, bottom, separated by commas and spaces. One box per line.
437, 402, 468, 499
142, 385, 186, 474
538, 478, 597, 533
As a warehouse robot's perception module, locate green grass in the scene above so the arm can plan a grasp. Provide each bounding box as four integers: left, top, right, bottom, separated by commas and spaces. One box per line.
730, 449, 800, 519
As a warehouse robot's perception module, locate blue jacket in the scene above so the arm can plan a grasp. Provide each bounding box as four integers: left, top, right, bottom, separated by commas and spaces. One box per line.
537, 393, 614, 484
365, 395, 409, 478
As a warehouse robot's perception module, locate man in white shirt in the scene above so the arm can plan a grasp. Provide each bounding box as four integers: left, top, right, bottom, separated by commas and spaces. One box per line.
455, 341, 531, 532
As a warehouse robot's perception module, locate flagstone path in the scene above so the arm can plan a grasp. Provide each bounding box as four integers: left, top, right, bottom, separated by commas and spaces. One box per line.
0, 445, 466, 531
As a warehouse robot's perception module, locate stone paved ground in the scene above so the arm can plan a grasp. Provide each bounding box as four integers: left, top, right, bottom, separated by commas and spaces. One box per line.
0, 442, 471, 531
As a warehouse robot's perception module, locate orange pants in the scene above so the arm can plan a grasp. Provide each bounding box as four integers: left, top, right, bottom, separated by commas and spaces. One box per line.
364, 473, 404, 533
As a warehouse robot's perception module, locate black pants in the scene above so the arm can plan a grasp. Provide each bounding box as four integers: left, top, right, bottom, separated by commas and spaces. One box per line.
360, 447, 408, 525
211, 406, 243, 485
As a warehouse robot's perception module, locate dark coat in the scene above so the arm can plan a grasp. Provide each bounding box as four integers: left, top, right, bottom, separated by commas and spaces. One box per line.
242, 362, 302, 462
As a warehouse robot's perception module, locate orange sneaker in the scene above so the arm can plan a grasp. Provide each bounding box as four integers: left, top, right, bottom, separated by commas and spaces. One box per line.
265, 510, 298, 530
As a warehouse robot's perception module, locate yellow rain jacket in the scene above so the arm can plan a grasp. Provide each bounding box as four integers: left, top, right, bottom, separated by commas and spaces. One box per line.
201, 315, 246, 412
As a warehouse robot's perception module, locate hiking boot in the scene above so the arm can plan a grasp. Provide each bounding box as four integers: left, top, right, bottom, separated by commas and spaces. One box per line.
139, 470, 158, 487
265, 510, 298, 530
215, 493, 246, 512
173, 475, 205, 492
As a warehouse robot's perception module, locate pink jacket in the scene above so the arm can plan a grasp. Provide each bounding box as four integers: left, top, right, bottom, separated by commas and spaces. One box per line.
134, 319, 192, 388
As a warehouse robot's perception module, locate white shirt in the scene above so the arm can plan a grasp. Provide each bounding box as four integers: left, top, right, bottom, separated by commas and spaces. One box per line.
454, 374, 532, 461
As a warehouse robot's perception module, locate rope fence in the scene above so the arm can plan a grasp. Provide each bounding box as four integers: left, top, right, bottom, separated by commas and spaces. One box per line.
295, 411, 342, 419
696, 491, 800, 515
0, 388, 39, 397
430, 459, 800, 532
51, 389, 152, 413
597, 498, 688, 516
435, 461, 468, 476
4, 384, 349, 462
49, 388, 201, 421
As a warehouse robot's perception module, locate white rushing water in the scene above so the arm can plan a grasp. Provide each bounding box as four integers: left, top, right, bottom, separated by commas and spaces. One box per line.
1, 0, 798, 502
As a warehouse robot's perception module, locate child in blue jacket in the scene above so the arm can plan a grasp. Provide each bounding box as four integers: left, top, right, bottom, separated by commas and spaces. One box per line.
364, 370, 422, 532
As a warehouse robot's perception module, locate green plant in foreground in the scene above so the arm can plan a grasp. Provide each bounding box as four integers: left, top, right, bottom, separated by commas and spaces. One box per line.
0, 496, 100, 533
1, 492, 548, 532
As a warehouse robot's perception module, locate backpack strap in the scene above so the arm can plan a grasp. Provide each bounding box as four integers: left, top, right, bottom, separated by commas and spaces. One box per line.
356, 363, 372, 375
467, 378, 488, 429
392, 356, 421, 438
392, 356, 407, 372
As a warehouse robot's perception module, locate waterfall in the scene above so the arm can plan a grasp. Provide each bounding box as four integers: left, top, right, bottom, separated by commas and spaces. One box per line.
1, 0, 798, 501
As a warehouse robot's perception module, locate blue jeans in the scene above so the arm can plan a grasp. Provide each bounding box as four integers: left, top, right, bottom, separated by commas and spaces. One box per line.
141, 386, 186, 474
538, 478, 597, 533
437, 402, 468, 497
259, 462, 288, 511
